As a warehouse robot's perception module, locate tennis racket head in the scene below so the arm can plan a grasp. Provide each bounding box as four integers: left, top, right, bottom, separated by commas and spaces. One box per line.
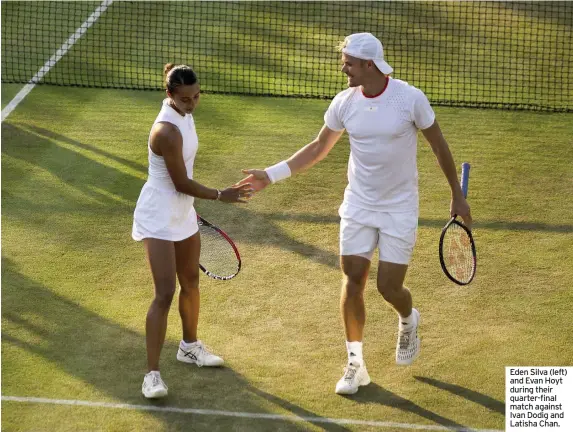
439, 216, 476, 285
197, 215, 241, 281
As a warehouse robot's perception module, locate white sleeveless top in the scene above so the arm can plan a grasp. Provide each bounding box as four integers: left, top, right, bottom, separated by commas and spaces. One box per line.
132, 99, 200, 241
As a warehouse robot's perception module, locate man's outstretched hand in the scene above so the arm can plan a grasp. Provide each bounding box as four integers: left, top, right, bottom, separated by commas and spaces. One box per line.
236, 169, 271, 192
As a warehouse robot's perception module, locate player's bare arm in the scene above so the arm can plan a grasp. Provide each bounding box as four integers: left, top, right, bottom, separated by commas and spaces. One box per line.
239, 125, 344, 191
287, 124, 344, 173
153, 123, 253, 203
422, 120, 472, 227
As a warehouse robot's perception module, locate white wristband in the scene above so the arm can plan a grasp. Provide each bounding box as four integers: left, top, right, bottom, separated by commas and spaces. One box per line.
265, 161, 291, 184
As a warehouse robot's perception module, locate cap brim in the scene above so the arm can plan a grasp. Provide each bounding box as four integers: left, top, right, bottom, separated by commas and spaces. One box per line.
373, 59, 393, 74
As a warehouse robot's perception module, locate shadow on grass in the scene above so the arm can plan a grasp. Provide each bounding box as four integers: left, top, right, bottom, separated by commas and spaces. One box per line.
343, 382, 466, 430
233, 211, 573, 234
2, 122, 341, 269
1, 257, 351, 431
1, 122, 142, 206
414, 376, 505, 415
26, 124, 148, 175
3, 121, 570, 281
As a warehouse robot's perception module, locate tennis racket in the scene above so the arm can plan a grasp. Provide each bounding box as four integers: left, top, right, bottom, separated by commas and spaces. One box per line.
439, 162, 476, 285
197, 215, 241, 280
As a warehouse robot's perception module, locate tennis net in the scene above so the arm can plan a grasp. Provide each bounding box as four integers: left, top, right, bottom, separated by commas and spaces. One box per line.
2, 1, 571, 111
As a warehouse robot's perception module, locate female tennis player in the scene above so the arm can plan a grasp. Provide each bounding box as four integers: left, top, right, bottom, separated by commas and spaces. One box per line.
132, 63, 253, 398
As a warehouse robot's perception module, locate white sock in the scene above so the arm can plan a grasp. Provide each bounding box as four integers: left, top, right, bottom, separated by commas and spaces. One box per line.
147, 370, 160, 377
180, 340, 199, 348
346, 341, 363, 364
399, 310, 416, 328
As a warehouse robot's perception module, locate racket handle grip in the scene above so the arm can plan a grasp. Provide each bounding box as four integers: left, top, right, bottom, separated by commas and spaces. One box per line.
460, 162, 470, 198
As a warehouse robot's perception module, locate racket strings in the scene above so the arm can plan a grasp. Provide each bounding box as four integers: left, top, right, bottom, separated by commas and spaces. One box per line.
198, 224, 239, 278
443, 223, 474, 282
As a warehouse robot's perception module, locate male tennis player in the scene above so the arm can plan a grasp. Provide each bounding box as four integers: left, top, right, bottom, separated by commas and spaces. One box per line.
239, 33, 471, 395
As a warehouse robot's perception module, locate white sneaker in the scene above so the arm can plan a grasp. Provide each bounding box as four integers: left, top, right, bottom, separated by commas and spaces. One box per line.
396, 308, 421, 365
335, 360, 371, 395
142, 371, 168, 398
176, 340, 224, 367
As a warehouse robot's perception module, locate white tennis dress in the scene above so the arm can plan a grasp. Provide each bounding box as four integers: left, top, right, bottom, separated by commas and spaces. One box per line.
132, 99, 199, 242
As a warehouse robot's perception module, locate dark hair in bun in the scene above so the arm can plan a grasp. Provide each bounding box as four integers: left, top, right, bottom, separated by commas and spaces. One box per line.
164, 63, 198, 94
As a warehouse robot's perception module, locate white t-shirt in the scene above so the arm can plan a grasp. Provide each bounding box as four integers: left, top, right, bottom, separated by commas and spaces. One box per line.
324, 77, 435, 214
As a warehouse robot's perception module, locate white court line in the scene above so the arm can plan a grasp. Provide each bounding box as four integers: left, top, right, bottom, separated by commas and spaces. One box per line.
1, 0, 114, 122
2, 396, 503, 432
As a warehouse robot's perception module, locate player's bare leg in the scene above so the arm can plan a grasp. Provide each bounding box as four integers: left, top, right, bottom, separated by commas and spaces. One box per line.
174, 232, 224, 367
377, 261, 420, 365
336, 255, 372, 394
340, 255, 370, 342
142, 238, 176, 398
174, 232, 201, 343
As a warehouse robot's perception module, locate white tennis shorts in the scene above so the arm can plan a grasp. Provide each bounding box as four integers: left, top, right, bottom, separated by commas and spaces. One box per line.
339, 206, 418, 264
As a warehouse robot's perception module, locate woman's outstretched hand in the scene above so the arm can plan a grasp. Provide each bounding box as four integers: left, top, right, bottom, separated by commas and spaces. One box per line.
219, 183, 255, 203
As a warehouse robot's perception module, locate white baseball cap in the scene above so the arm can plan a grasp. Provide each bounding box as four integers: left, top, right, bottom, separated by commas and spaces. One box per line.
341, 32, 393, 75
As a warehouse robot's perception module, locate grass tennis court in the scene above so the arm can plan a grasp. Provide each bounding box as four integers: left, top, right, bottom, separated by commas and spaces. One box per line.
2, 83, 572, 431
2, 1, 573, 431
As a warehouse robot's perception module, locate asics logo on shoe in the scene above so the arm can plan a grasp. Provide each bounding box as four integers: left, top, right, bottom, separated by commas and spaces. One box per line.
180, 348, 197, 361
